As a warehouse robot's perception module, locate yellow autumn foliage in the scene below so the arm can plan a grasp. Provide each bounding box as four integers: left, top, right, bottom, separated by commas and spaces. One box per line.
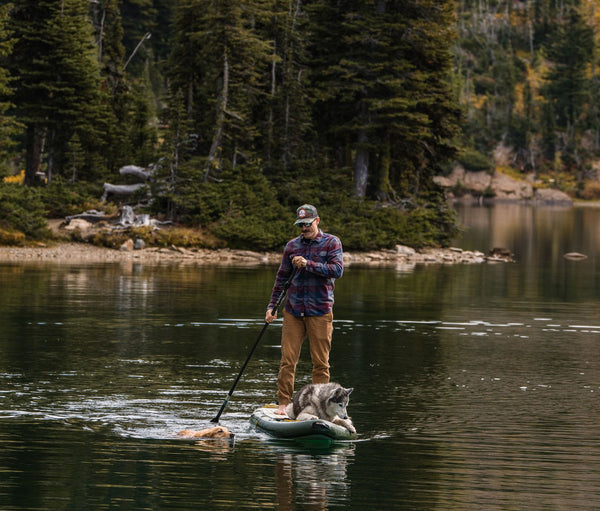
3, 170, 25, 185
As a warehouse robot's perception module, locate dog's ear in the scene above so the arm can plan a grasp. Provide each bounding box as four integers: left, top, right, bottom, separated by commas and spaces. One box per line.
329, 387, 344, 401
345, 387, 353, 396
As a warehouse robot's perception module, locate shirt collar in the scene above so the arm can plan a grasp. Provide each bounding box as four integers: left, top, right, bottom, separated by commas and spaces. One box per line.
301, 229, 323, 243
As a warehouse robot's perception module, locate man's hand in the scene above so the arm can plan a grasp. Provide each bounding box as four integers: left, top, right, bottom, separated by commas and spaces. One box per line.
265, 309, 277, 323
292, 255, 307, 268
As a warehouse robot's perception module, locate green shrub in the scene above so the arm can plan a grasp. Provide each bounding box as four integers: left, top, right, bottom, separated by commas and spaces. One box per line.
89, 229, 131, 249
0, 183, 51, 241
153, 227, 224, 249
40, 180, 108, 218
581, 181, 600, 200
0, 228, 26, 245
457, 147, 493, 172
170, 164, 293, 251
325, 198, 458, 251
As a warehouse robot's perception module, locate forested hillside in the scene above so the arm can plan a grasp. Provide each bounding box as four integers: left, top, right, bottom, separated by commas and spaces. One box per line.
455, 0, 600, 197
1, 1, 597, 250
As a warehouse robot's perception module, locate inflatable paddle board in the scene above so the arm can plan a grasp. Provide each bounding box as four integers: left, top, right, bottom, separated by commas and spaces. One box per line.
249, 405, 357, 447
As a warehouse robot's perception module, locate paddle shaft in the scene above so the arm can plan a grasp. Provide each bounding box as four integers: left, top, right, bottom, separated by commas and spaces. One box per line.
210, 267, 298, 423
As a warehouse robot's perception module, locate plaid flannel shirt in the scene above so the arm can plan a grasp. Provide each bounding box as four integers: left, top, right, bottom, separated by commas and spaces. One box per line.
268, 230, 343, 317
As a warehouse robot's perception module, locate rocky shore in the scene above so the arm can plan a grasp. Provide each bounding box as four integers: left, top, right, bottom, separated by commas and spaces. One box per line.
0, 242, 510, 267
433, 165, 573, 203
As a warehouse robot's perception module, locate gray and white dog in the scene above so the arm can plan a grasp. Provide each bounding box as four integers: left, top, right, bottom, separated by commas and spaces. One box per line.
285, 382, 356, 434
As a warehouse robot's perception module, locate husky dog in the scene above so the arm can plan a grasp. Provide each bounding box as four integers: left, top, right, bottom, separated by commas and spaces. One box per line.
285, 383, 356, 434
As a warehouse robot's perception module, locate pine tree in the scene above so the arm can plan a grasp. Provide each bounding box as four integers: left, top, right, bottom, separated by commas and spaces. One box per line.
9, 0, 108, 185
154, 87, 193, 220
307, 0, 460, 200
96, 0, 133, 171
259, 0, 312, 174
169, 0, 273, 181
128, 67, 157, 167
542, 4, 594, 169
120, 0, 157, 72
0, 3, 22, 173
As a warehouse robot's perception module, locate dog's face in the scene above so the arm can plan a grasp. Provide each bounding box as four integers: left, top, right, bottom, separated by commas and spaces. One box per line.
178, 426, 234, 439
327, 387, 353, 419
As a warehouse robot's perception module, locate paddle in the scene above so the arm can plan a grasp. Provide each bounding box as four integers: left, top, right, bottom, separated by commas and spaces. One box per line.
210, 266, 298, 423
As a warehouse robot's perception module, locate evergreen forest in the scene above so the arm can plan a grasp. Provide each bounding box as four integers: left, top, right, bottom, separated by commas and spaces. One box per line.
0, 0, 598, 251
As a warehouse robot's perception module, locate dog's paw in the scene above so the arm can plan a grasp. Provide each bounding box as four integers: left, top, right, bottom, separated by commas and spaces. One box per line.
333, 417, 356, 434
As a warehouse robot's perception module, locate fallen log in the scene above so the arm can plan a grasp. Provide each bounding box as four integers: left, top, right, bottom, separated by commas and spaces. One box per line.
65, 210, 113, 224
119, 165, 154, 181
102, 183, 146, 201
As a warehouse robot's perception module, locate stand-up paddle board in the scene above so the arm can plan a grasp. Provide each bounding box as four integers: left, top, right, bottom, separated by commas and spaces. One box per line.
249, 405, 357, 447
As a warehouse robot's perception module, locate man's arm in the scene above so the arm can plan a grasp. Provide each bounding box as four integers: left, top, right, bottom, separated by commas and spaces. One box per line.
305, 236, 343, 279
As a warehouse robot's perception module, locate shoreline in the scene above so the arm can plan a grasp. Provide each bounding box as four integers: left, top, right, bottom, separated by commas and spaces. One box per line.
0, 242, 504, 267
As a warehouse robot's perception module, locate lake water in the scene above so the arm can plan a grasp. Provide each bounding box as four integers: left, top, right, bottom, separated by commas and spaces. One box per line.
1, 203, 600, 510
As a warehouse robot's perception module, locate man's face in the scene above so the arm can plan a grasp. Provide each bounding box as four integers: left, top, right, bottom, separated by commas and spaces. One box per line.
298, 218, 319, 240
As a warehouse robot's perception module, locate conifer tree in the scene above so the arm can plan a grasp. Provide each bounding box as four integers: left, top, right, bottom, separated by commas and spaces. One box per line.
259, 0, 312, 173
542, 4, 594, 168
154, 87, 192, 220
0, 3, 21, 173
9, 0, 108, 185
128, 68, 157, 167
169, 0, 272, 181
97, 0, 133, 171
307, 0, 460, 200
121, 0, 157, 70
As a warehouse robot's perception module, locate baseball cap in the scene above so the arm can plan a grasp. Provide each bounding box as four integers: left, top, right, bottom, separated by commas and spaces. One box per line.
294, 204, 318, 225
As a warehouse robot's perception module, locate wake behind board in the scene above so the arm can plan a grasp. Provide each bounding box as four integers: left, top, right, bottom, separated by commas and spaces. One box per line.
249, 405, 357, 447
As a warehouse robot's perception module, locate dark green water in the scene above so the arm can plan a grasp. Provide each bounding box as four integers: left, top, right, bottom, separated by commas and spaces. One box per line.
1, 203, 600, 510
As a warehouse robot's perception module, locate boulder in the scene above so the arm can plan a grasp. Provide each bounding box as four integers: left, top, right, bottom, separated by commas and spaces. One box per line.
64, 219, 93, 231
533, 188, 573, 204
434, 165, 572, 203
564, 252, 587, 260
490, 171, 533, 200
396, 244, 416, 256
119, 239, 134, 252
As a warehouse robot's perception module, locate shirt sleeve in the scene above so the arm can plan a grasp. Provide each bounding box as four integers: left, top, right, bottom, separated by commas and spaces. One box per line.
306, 235, 344, 279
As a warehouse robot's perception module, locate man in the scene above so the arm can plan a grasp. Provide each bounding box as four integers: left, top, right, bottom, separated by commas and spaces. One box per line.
265, 204, 344, 415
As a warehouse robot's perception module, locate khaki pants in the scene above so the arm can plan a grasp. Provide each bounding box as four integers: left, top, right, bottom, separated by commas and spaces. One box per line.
277, 310, 333, 406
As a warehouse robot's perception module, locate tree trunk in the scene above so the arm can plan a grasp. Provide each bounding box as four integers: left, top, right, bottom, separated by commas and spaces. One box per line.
376, 135, 393, 202
353, 130, 369, 197
267, 39, 276, 165
204, 51, 228, 182
24, 124, 45, 186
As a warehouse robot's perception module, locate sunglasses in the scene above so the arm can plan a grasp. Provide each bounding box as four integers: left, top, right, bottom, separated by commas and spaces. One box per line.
297, 219, 315, 228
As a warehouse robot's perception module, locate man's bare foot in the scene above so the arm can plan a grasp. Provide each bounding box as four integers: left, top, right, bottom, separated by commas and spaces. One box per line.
274, 404, 287, 415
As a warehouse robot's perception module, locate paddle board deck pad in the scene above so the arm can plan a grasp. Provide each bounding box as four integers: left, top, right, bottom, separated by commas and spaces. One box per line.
249, 405, 357, 446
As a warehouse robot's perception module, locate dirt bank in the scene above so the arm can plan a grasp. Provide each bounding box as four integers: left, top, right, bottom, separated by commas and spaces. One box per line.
0, 242, 509, 267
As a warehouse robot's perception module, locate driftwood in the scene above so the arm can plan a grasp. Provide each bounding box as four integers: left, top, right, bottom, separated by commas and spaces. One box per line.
65, 210, 113, 224
101, 183, 146, 201
102, 164, 154, 201
111, 205, 172, 229
119, 165, 154, 181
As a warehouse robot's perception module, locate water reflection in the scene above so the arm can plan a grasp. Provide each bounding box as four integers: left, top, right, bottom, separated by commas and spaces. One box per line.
3, 204, 600, 509
454, 202, 600, 265
273, 445, 354, 510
